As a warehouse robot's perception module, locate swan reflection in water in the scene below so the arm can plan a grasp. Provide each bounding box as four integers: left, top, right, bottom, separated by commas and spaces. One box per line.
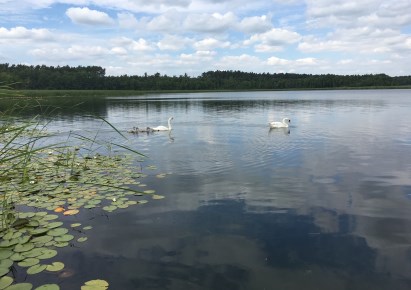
269, 127, 290, 135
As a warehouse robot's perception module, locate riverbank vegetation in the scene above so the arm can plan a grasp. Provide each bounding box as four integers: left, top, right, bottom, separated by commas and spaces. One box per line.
0, 99, 166, 289
1, 63, 411, 92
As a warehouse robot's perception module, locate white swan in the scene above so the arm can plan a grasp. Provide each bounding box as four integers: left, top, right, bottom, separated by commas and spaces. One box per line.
269, 118, 290, 128
151, 117, 174, 131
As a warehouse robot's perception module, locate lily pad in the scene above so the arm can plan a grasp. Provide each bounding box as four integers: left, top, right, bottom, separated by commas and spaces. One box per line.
10, 253, 25, 261
30, 228, 49, 236
0, 276, 13, 289
47, 228, 68, 237
46, 262, 64, 272
63, 209, 79, 216
0, 249, 13, 260
27, 264, 47, 275
0, 239, 19, 248
53, 242, 69, 248
81, 279, 109, 290
54, 234, 74, 242
2, 282, 33, 290
82, 226, 92, 231
37, 249, 57, 260
0, 267, 9, 277
77, 237, 87, 243
43, 215, 59, 221
31, 236, 53, 245
46, 222, 63, 229
34, 284, 60, 290
0, 259, 13, 269
70, 223, 81, 228
18, 258, 40, 268
152, 194, 165, 200
14, 243, 35, 253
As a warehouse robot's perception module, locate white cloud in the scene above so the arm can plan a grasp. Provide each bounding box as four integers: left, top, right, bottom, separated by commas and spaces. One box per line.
157, 35, 193, 51
66, 7, 114, 25
130, 38, 155, 52
245, 28, 301, 52
238, 15, 272, 34
193, 38, 231, 50
183, 12, 237, 33
0, 26, 54, 42
117, 12, 140, 29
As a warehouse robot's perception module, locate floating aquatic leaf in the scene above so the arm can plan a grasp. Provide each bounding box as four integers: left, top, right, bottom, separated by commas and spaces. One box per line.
0, 239, 19, 248
0, 276, 13, 289
0, 259, 13, 269
156, 173, 167, 178
2, 282, 33, 290
77, 237, 87, 243
34, 284, 60, 290
54, 235, 74, 242
46, 222, 63, 229
30, 228, 49, 236
152, 195, 165, 200
37, 249, 57, 260
10, 253, 26, 261
12, 218, 29, 228
21, 248, 45, 258
81, 279, 109, 290
43, 214, 59, 221
82, 226, 92, 231
53, 242, 69, 248
53, 207, 64, 213
47, 228, 68, 237
70, 223, 81, 228
27, 264, 47, 275
102, 206, 117, 212
63, 209, 79, 216
143, 190, 155, 194
31, 236, 53, 245
14, 243, 35, 253
0, 267, 9, 277
46, 262, 64, 272
18, 258, 40, 267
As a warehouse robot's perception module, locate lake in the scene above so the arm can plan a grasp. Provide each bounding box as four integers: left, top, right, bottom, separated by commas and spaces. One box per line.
4, 89, 411, 289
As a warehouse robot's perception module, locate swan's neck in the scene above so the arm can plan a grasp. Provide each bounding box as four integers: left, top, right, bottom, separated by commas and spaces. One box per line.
168, 119, 172, 129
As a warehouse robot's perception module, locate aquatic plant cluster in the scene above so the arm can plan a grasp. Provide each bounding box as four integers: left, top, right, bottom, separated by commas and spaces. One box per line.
0, 118, 165, 289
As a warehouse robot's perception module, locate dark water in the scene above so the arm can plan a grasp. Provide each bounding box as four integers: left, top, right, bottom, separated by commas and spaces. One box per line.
7, 90, 411, 289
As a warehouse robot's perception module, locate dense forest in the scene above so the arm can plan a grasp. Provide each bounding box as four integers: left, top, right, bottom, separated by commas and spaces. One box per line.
1, 63, 411, 91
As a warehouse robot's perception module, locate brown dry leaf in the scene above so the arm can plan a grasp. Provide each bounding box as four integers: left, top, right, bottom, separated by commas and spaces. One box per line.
54, 207, 65, 213
63, 209, 80, 216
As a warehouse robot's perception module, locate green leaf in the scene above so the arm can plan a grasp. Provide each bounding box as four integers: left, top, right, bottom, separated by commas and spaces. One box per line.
36, 249, 57, 260
0, 249, 13, 260
2, 282, 33, 290
14, 243, 35, 253
27, 264, 47, 275
0, 267, 9, 277
54, 235, 74, 242
34, 284, 60, 290
46, 262, 64, 272
46, 222, 63, 229
0, 276, 13, 289
0, 259, 12, 269
47, 228, 68, 237
18, 258, 40, 268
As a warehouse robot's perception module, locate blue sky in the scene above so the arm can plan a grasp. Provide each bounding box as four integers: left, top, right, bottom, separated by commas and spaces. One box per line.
1, 0, 411, 76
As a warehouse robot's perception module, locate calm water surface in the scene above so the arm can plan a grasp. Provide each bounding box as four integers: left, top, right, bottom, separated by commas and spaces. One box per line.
10, 90, 411, 289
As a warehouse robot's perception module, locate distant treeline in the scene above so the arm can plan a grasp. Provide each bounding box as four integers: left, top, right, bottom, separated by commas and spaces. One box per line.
1, 63, 411, 91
